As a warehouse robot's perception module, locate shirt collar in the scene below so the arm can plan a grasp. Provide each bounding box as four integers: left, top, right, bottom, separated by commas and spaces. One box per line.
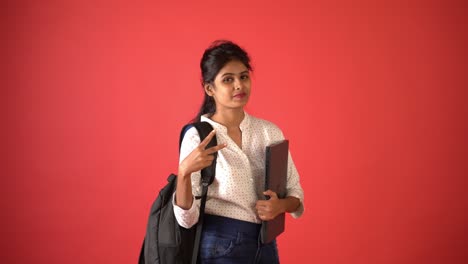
239, 111, 250, 132
200, 111, 250, 133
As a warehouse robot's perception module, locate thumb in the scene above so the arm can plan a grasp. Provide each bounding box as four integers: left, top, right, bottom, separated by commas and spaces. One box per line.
263, 190, 278, 199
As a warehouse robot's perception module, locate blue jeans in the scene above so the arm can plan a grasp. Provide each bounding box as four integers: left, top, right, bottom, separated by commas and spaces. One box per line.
199, 214, 280, 264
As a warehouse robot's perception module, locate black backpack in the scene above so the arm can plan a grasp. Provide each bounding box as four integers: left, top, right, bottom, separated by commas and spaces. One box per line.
139, 122, 217, 264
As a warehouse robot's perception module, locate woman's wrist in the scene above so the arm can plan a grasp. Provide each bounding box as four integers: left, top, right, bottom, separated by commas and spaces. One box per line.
281, 196, 300, 213
177, 166, 190, 179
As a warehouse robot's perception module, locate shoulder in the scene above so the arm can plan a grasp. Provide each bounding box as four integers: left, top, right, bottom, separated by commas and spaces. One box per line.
247, 114, 284, 139
179, 126, 201, 161
181, 126, 201, 145
249, 115, 281, 130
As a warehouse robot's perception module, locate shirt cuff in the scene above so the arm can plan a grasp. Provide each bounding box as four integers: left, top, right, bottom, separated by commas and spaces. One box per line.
290, 201, 304, 218
287, 192, 305, 218
172, 192, 200, 228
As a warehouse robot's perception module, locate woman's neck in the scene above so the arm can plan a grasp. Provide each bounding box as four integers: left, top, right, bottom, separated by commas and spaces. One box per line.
210, 109, 245, 129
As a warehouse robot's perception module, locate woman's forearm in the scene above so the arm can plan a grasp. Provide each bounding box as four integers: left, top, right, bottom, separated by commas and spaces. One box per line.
175, 172, 193, 210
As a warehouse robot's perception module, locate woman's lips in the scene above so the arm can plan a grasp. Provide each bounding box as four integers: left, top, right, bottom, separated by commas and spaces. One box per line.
233, 93, 246, 99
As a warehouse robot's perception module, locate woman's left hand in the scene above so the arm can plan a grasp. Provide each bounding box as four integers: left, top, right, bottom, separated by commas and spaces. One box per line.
255, 190, 284, 221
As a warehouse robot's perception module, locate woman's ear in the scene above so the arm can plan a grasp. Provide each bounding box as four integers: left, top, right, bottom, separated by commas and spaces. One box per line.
204, 83, 213, 96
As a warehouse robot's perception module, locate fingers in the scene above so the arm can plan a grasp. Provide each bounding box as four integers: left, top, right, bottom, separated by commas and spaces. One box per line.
198, 144, 224, 168
206, 143, 227, 154
256, 201, 269, 215
256, 200, 267, 208
256, 194, 282, 221
256, 202, 273, 221
258, 213, 273, 221
199, 130, 216, 148
198, 129, 226, 154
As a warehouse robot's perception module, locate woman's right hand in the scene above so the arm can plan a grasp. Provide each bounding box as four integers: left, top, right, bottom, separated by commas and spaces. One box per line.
178, 130, 226, 178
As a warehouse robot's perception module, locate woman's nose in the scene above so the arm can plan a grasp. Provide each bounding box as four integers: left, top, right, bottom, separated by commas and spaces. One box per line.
234, 78, 242, 90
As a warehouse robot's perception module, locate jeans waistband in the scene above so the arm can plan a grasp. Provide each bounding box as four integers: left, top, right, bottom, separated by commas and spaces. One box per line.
203, 214, 261, 238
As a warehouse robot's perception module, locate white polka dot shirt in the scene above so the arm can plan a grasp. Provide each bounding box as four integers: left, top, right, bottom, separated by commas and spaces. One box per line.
173, 112, 305, 228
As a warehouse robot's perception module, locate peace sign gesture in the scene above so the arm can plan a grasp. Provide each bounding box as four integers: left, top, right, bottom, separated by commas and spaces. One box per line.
178, 130, 227, 179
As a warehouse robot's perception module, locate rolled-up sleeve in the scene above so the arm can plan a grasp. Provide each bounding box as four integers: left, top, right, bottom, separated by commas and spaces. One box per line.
286, 152, 305, 218
172, 192, 200, 228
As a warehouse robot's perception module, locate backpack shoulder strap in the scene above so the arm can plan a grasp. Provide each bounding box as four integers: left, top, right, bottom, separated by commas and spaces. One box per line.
179, 121, 217, 264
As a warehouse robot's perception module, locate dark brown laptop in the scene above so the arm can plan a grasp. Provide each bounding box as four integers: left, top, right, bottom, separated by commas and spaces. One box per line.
260, 140, 289, 244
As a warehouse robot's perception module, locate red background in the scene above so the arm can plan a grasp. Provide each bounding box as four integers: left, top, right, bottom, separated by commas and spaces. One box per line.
4, 0, 468, 263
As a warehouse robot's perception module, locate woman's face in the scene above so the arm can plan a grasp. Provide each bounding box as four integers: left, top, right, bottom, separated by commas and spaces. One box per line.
206, 60, 251, 112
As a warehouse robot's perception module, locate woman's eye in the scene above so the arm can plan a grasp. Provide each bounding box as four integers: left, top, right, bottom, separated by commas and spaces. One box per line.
223, 77, 233, 83
241, 75, 249, 80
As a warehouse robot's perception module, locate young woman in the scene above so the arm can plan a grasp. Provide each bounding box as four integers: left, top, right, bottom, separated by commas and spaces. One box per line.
173, 40, 304, 264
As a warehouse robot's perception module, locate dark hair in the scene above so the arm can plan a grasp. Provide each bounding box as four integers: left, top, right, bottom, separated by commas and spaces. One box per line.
193, 40, 252, 122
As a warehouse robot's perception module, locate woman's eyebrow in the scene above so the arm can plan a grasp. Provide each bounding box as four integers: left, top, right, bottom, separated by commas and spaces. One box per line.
221, 71, 249, 77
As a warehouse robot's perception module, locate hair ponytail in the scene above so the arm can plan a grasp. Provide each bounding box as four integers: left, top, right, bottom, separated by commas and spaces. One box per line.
193, 93, 216, 122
